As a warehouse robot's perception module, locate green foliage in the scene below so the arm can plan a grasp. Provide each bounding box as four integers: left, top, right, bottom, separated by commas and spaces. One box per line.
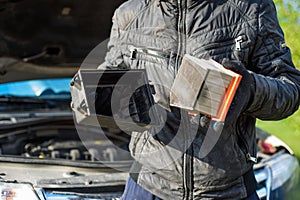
274, 0, 300, 68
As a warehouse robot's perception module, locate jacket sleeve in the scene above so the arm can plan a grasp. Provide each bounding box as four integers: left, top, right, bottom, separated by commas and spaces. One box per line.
97, 10, 128, 70
246, 0, 300, 120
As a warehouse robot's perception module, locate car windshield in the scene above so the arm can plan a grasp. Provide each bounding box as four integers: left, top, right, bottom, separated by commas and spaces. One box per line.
0, 78, 72, 98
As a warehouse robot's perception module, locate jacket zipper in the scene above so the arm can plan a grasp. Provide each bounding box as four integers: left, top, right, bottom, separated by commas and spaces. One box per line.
191, 35, 244, 56
176, 0, 192, 199
128, 45, 171, 60
175, 0, 186, 72
235, 36, 243, 51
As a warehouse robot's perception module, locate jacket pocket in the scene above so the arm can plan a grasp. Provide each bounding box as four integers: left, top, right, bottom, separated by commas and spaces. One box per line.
124, 45, 172, 69
191, 35, 248, 62
236, 133, 257, 163
236, 115, 257, 164
191, 39, 234, 56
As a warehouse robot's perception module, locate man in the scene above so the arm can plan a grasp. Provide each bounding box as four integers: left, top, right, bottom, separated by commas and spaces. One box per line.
98, 0, 300, 199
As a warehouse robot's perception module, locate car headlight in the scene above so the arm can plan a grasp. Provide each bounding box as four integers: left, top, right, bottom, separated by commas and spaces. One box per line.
255, 153, 300, 200
269, 153, 299, 190
0, 182, 40, 200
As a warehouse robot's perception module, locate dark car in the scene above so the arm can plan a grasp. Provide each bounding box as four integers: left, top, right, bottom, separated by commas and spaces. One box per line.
0, 1, 299, 199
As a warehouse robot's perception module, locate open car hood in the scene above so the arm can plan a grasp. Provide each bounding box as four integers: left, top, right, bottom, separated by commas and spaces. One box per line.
0, 0, 125, 83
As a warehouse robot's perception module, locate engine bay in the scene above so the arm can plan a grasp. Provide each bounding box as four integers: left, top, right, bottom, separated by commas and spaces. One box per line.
0, 118, 132, 163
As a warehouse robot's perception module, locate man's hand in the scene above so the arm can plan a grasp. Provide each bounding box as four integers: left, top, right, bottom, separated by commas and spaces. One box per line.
221, 59, 256, 121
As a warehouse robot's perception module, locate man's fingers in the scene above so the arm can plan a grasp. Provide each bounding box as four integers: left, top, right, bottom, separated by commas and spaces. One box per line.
221, 58, 244, 74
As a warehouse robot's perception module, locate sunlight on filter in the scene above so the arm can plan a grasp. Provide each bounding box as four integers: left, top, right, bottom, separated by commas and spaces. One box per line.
0, 183, 40, 200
